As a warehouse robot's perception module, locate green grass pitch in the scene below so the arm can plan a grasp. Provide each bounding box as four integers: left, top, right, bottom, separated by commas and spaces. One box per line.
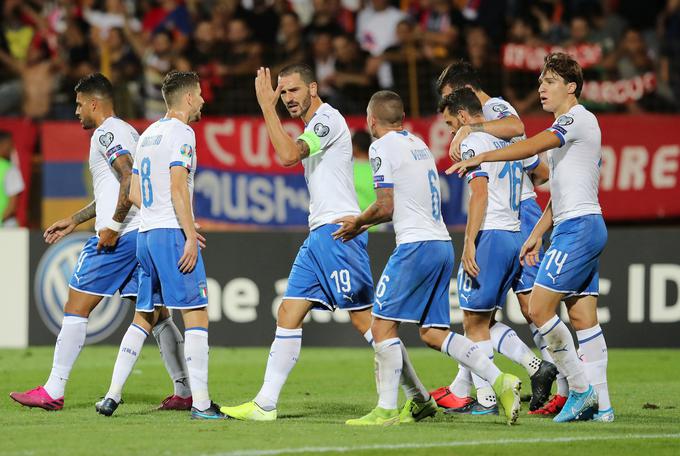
1, 346, 679, 455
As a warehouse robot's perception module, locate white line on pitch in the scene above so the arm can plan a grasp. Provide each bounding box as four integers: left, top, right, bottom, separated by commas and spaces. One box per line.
206, 433, 680, 456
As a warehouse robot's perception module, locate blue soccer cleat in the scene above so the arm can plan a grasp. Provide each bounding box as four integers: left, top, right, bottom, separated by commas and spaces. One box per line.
592, 407, 615, 422
191, 401, 226, 420
553, 385, 598, 423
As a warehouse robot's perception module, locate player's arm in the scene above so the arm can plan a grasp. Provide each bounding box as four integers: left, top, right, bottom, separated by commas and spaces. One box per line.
255, 67, 308, 167
97, 154, 135, 251
332, 187, 393, 242
447, 130, 561, 176
170, 166, 199, 273
462, 176, 488, 278
129, 173, 141, 208
43, 200, 96, 244
529, 159, 550, 186
449, 115, 525, 161
520, 199, 554, 267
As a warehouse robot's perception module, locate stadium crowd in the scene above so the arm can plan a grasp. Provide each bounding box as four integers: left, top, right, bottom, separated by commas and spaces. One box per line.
1, 0, 679, 120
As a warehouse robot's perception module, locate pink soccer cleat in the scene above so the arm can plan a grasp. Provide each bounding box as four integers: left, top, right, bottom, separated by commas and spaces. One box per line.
157, 394, 192, 411
9, 386, 64, 411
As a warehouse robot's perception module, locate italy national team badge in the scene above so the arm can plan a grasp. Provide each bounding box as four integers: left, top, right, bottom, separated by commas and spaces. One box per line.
199, 284, 208, 298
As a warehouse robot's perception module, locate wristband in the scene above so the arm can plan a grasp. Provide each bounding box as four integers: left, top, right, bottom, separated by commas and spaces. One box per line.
107, 220, 124, 232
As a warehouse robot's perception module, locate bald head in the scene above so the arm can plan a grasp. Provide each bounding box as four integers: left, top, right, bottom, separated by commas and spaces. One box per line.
368, 90, 404, 127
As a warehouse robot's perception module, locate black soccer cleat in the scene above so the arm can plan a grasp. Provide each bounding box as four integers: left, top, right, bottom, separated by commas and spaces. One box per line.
529, 360, 559, 411
95, 397, 119, 417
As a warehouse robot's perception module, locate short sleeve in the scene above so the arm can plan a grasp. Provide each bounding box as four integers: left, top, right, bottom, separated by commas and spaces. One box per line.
4, 166, 24, 196
369, 143, 394, 189
132, 151, 139, 175
461, 137, 488, 183
487, 99, 518, 120
169, 127, 196, 170
297, 111, 342, 157
547, 113, 581, 147
523, 155, 540, 171
96, 123, 137, 166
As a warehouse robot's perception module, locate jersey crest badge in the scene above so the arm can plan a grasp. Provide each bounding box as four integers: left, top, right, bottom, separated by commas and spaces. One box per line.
313, 123, 329, 137
99, 132, 114, 148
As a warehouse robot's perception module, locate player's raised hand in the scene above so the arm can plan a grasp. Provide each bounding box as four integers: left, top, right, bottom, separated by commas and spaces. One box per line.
255, 67, 283, 110
332, 216, 364, 242
96, 228, 120, 252
449, 125, 472, 162
44, 217, 77, 244
178, 237, 198, 273
195, 222, 207, 249
461, 241, 480, 278
520, 234, 542, 267
445, 154, 483, 176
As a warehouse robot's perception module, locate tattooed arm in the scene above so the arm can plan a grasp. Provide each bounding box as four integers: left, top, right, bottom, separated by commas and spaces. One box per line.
97, 154, 135, 251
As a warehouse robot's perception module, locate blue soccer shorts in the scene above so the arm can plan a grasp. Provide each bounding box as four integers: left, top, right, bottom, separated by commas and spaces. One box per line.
136, 228, 208, 312
373, 240, 454, 328
457, 229, 523, 312
535, 214, 607, 297
284, 224, 374, 311
514, 197, 543, 293
68, 230, 139, 298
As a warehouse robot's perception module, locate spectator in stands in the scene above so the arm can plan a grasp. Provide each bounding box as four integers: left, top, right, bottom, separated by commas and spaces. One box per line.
356, 0, 406, 87
215, 18, 263, 115
305, 0, 349, 42
382, 19, 439, 117
660, 0, 680, 109
465, 26, 502, 101
245, 0, 280, 47
0, 130, 25, 227
329, 33, 377, 114
141, 0, 192, 52
351, 129, 376, 214
272, 12, 308, 76
309, 31, 336, 100
502, 16, 544, 114
417, 0, 462, 63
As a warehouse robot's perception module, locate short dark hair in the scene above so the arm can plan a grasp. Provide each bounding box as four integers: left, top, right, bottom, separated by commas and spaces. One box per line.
368, 90, 404, 126
438, 88, 483, 116
74, 73, 113, 99
352, 130, 372, 152
278, 63, 316, 85
436, 60, 482, 95
161, 70, 200, 107
541, 52, 583, 98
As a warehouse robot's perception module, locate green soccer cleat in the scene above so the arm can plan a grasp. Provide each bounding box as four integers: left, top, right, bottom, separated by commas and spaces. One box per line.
220, 401, 276, 421
493, 373, 522, 425
346, 407, 400, 426
399, 397, 438, 423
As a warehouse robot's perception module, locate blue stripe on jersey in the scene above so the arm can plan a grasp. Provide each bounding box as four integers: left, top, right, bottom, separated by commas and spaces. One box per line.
466, 170, 489, 182
169, 160, 190, 169
132, 168, 139, 174
524, 158, 539, 171
548, 128, 566, 147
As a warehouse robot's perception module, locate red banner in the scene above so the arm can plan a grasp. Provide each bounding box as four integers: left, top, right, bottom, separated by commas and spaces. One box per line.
502, 43, 603, 71
41, 114, 680, 222
0, 118, 35, 226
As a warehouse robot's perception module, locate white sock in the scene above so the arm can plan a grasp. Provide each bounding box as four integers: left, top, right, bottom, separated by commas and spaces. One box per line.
539, 316, 588, 393
531, 323, 568, 395
470, 340, 496, 407
374, 338, 402, 410
363, 329, 374, 347
254, 327, 302, 411
441, 332, 501, 385
491, 322, 541, 376
44, 315, 88, 398
577, 324, 611, 411
184, 328, 210, 411
449, 365, 473, 398
153, 317, 191, 398
105, 324, 148, 403
399, 342, 428, 402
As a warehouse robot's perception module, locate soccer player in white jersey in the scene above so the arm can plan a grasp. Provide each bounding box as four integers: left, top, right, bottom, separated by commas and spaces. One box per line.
9, 74, 189, 412
221, 64, 426, 422
449, 52, 612, 423
129, 71, 223, 420
435, 88, 550, 417
433, 62, 562, 414
335, 91, 521, 426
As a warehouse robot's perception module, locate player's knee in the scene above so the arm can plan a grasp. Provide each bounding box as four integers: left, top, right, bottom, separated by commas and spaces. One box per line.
276, 301, 306, 329
418, 330, 439, 350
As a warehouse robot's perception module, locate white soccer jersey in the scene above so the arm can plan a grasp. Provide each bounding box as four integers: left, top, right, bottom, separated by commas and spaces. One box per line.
370, 130, 450, 245
89, 116, 140, 235
298, 103, 360, 230
482, 97, 536, 201
461, 132, 539, 231
133, 117, 197, 232
546, 104, 602, 224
